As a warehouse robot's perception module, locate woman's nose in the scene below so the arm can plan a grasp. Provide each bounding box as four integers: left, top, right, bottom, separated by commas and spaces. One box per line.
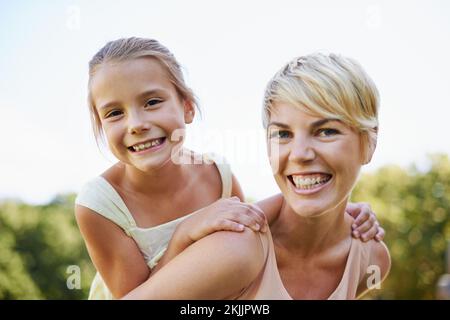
288, 136, 316, 163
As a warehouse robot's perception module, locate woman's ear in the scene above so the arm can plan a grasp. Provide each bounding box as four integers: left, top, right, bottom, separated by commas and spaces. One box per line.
183, 100, 195, 124
362, 129, 378, 165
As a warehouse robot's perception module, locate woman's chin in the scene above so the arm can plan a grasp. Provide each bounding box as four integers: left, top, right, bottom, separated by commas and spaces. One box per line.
287, 199, 332, 218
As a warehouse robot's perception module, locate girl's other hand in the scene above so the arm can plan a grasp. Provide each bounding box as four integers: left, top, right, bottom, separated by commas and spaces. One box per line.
346, 202, 385, 242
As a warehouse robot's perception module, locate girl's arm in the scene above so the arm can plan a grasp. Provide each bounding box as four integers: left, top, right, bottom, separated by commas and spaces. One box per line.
152, 196, 267, 274
75, 205, 150, 298
123, 227, 266, 299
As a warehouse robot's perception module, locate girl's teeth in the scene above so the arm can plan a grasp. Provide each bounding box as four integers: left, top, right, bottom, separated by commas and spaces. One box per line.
132, 138, 162, 152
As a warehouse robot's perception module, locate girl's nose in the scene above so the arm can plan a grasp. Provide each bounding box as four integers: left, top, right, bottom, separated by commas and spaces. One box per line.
127, 111, 150, 135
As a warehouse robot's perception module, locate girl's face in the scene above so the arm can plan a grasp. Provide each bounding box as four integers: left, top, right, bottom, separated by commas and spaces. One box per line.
90, 57, 194, 172
267, 102, 366, 218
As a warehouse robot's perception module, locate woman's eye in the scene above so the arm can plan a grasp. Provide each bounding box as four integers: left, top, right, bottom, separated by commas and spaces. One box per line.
145, 99, 163, 107
105, 110, 122, 118
317, 128, 340, 137
270, 130, 291, 139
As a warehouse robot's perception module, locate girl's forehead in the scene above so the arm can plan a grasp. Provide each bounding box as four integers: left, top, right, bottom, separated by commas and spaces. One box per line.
94, 57, 167, 82
90, 58, 173, 103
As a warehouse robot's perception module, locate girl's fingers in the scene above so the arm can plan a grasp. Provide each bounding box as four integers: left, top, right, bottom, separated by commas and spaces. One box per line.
360, 225, 377, 242
355, 215, 376, 234
352, 209, 371, 229
227, 209, 262, 232
215, 219, 245, 232
232, 204, 266, 232
247, 204, 268, 231
357, 218, 378, 242
375, 227, 385, 242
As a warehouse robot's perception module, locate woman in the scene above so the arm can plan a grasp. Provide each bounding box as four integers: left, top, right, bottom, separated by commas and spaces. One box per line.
257, 53, 391, 298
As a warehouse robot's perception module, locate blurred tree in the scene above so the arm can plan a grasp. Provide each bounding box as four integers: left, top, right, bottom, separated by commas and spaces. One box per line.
0, 194, 95, 299
352, 154, 450, 299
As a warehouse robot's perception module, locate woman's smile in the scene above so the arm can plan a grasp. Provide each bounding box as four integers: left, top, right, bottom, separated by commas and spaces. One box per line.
287, 173, 333, 195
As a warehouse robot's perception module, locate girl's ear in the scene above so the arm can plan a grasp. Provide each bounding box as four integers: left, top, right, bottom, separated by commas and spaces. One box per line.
183, 100, 195, 124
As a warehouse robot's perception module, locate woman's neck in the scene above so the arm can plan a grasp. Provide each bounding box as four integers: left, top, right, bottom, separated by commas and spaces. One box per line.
271, 198, 353, 258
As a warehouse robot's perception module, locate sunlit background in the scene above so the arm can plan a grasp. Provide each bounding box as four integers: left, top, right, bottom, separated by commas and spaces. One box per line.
0, 0, 449, 299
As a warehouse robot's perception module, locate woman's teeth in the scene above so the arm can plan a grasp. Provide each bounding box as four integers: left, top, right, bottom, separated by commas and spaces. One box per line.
291, 174, 331, 189
131, 138, 164, 152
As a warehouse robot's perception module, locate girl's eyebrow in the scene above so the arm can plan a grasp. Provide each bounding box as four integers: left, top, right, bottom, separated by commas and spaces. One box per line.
99, 101, 120, 111
98, 89, 167, 110
137, 89, 166, 100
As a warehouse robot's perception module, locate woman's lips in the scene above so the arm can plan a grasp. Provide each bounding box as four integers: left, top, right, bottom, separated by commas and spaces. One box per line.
287, 173, 333, 195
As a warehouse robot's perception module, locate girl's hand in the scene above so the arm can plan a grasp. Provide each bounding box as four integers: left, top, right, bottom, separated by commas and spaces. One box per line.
152, 197, 269, 274
184, 196, 268, 244
346, 202, 385, 242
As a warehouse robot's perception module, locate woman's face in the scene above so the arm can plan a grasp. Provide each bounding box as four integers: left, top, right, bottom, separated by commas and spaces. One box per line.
267, 102, 366, 218
90, 57, 194, 172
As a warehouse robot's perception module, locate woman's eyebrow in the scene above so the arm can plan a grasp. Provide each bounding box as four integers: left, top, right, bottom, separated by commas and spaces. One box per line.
267, 121, 290, 129
311, 118, 342, 128
268, 118, 342, 129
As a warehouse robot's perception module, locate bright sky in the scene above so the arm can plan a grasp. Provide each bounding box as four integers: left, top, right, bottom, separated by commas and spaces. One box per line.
1, 0, 449, 204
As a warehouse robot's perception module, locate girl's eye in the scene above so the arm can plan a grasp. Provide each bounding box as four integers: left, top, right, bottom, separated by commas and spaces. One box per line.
145, 98, 163, 107
105, 110, 122, 118
270, 130, 291, 139
317, 128, 340, 137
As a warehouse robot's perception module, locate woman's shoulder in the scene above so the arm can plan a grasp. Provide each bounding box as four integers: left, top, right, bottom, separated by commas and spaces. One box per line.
367, 240, 391, 278
356, 239, 391, 297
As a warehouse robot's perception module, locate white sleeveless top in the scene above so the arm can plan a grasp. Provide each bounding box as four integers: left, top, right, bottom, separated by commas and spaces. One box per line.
75, 154, 232, 300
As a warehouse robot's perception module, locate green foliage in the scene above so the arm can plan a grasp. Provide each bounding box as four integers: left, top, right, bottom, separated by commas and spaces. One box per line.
0, 194, 95, 299
352, 154, 450, 299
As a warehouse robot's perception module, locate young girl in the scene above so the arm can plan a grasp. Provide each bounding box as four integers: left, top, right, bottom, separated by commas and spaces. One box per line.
75, 38, 384, 299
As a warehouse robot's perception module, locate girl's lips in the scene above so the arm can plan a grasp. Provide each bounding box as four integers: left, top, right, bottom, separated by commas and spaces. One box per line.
129, 137, 167, 155
287, 175, 333, 195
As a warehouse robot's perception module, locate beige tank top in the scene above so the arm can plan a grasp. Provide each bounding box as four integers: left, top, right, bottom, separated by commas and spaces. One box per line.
238, 232, 373, 300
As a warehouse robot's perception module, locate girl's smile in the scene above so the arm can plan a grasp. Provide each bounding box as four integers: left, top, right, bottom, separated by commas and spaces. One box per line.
127, 137, 167, 155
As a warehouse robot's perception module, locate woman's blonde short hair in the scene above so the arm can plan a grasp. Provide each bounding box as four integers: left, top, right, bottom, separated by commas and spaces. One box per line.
262, 53, 379, 162
87, 37, 198, 147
